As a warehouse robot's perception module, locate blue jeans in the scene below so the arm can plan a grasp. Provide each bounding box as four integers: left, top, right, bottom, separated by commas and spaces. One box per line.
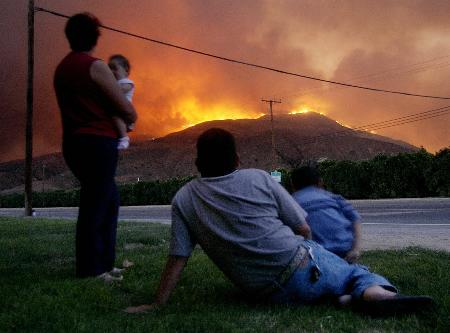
269, 240, 397, 304
63, 134, 119, 277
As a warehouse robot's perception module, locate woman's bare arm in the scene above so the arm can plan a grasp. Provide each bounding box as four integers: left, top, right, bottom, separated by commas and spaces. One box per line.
90, 60, 137, 124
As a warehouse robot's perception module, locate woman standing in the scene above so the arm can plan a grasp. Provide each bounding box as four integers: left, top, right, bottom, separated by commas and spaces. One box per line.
54, 13, 137, 280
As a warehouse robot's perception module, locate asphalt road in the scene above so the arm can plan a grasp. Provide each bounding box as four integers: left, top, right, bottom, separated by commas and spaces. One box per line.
351, 197, 450, 225
1, 197, 449, 224
1, 198, 449, 251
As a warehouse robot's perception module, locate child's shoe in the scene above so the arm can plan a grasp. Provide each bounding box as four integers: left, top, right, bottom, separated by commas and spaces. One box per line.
109, 267, 125, 277
96, 272, 123, 283
118, 136, 130, 149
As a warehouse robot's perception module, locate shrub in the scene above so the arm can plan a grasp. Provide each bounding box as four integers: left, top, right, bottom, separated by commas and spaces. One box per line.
425, 148, 450, 196
0, 150, 448, 208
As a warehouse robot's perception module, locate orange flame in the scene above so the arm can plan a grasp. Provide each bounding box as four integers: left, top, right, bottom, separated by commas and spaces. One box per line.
175, 97, 262, 129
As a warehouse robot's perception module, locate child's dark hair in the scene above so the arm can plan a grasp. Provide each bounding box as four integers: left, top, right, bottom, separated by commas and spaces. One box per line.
291, 166, 321, 191
109, 54, 131, 73
65, 12, 101, 52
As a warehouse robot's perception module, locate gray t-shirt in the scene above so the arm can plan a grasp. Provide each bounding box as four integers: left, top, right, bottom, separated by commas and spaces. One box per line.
170, 169, 308, 292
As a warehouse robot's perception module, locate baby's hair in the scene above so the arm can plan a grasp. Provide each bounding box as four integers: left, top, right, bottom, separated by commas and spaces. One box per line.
109, 54, 131, 73
291, 166, 321, 191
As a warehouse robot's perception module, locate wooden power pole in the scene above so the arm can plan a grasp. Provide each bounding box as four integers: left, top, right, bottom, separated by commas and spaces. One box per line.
261, 98, 281, 170
25, 0, 35, 216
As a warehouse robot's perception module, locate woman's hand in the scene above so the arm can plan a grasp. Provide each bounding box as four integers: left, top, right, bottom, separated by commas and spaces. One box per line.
90, 60, 137, 124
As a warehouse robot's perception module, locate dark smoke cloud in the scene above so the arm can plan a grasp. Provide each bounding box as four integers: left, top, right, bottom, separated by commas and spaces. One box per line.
0, 0, 449, 162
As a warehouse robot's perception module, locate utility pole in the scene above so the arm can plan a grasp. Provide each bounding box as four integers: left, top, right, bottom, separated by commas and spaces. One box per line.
25, 0, 35, 216
41, 163, 45, 206
261, 98, 281, 170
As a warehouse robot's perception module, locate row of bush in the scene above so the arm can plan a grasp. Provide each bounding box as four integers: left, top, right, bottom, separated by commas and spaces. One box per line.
0, 176, 194, 208
316, 148, 449, 199
0, 149, 448, 208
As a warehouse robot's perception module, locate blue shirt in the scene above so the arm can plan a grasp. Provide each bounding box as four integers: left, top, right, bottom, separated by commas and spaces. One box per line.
292, 186, 360, 256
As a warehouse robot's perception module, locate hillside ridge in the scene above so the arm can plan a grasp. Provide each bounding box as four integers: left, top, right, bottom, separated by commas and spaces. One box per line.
0, 112, 417, 193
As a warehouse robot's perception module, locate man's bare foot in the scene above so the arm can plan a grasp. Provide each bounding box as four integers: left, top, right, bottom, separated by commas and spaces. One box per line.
362, 285, 397, 301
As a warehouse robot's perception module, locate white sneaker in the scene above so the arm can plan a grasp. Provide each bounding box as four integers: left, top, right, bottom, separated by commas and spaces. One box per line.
118, 136, 130, 150
109, 267, 125, 277
96, 272, 123, 283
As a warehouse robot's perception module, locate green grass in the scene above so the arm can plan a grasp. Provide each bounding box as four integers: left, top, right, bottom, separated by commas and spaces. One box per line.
0, 217, 449, 333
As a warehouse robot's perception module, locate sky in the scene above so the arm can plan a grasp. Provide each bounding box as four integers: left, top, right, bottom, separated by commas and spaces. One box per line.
1, 0, 449, 162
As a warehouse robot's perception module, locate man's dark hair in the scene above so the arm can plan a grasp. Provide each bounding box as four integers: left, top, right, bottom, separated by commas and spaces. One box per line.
291, 166, 321, 191
196, 128, 238, 177
65, 13, 101, 52
109, 54, 131, 73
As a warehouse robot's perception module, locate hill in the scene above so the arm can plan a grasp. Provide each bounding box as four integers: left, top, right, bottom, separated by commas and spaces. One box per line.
0, 112, 417, 193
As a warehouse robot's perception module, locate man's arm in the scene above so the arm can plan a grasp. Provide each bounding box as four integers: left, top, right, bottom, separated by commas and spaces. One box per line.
292, 222, 312, 240
153, 255, 188, 305
125, 255, 188, 313
90, 60, 137, 124
269, 176, 309, 230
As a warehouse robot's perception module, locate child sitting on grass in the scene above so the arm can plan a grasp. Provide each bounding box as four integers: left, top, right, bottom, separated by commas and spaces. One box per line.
108, 54, 135, 149
291, 166, 362, 263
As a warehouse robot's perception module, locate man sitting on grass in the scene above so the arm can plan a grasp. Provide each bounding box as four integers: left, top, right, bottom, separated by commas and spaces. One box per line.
291, 166, 362, 263
126, 128, 433, 316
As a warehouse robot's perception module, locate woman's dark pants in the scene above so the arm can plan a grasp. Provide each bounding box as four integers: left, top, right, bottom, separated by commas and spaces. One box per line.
63, 134, 119, 277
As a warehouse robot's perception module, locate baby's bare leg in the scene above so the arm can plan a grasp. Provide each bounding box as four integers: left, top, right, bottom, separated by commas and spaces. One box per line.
112, 116, 128, 138
112, 116, 130, 149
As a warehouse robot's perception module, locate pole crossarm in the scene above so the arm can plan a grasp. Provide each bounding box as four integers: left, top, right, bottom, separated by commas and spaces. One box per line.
261, 99, 282, 104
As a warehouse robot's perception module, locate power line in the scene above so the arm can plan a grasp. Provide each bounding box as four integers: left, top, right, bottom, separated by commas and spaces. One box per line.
35, 6, 450, 100
34, 6, 450, 148
301, 109, 450, 145
349, 108, 450, 131
295, 106, 450, 146
276, 56, 450, 100
340, 55, 450, 82
305, 112, 450, 147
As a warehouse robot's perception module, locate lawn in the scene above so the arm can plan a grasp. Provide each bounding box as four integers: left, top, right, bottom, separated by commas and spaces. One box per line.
0, 217, 449, 333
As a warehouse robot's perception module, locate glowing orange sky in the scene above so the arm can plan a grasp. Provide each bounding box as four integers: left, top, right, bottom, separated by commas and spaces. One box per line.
0, 0, 449, 162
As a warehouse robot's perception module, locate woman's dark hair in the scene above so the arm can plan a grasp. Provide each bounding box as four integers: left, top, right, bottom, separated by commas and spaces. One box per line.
65, 12, 101, 52
196, 128, 238, 177
109, 54, 131, 73
291, 166, 321, 191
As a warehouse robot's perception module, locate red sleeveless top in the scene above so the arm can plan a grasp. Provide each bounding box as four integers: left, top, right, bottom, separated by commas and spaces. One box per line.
54, 52, 118, 138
